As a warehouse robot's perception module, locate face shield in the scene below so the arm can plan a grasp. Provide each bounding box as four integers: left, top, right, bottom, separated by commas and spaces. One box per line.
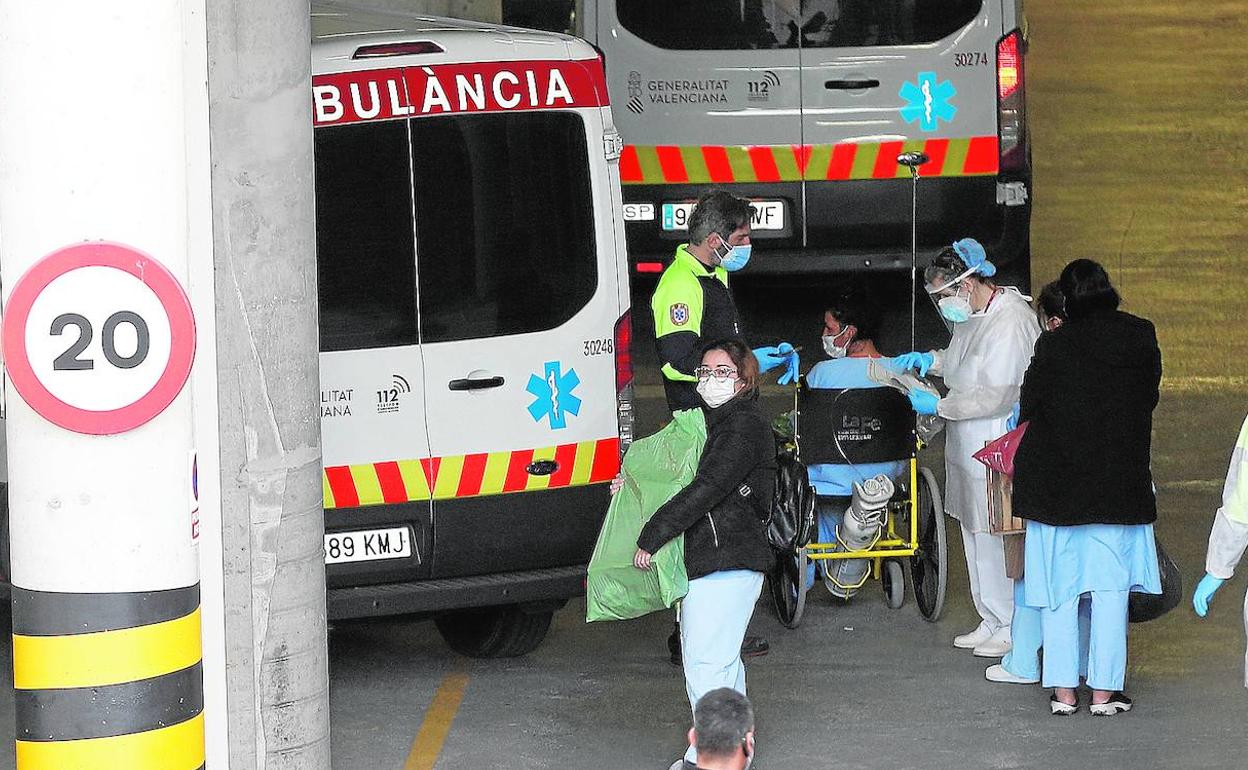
925, 264, 977, 330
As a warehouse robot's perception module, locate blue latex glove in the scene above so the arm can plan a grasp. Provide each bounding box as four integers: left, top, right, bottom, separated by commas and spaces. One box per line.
776, 343, 800, 386
753, 345, 785, 374
909, 389, 939, 416
894, 351, 935, 378
1193, 573, 1227, 617
1006, 403, 1021, 431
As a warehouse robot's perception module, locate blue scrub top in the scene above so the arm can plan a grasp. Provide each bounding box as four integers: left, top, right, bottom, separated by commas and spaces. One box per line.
805, 357, 908, 497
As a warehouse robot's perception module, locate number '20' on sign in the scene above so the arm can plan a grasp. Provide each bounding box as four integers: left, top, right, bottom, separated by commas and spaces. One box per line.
51, 311, 150, 371
1, 242, 196, 435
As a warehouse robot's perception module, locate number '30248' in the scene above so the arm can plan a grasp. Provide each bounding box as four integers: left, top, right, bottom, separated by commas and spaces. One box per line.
583, 338, 613, 356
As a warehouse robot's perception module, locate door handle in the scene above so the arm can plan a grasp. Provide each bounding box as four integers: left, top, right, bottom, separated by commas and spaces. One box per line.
526, 459, 558, 476
825, 79, 880, 90
448, 376, 505, 391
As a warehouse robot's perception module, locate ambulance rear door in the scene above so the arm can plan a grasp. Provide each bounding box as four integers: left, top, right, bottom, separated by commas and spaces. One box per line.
601, 1, 803, 267
315, 110, 435, 587
798, 0, 1002, 262
409, 57, 623, 579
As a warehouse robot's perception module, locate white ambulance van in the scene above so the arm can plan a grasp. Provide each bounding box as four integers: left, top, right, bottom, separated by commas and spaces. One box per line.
311, 4, 633, 656
579, 0, 1032, 286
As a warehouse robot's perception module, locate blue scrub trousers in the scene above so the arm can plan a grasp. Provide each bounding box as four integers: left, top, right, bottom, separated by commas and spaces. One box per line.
680, 569, 764, 764
1040, 589, 1128, 691
1004, 578, 1089, 681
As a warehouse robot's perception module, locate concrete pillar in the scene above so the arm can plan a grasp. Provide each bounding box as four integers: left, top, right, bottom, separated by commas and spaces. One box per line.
0, 2, 207, 768
202, 1, 331, 769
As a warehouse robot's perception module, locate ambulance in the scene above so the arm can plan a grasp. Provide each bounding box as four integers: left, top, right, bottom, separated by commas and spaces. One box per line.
311, 4, 632, 656
579, 0, 1032, 285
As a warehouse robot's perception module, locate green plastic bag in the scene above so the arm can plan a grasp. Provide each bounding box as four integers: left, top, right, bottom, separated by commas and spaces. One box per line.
586, 408, 707, 622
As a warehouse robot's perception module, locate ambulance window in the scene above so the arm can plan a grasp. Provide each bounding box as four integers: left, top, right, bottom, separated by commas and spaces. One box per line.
616, 0, 783, 50
410, 112, 596, 343
616, 0, 983, 49
800, 0, 983, 47
314, 121, 419, 352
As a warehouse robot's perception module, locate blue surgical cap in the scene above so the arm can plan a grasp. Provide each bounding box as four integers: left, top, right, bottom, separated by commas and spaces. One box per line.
952, 238, 996, 278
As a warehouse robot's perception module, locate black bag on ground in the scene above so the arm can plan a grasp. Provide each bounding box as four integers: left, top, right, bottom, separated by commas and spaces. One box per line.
1128, 539, 1182, 623
766, 438, 816, 552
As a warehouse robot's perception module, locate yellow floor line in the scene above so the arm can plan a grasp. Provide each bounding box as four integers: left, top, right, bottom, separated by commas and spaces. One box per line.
404, 668, 470, 770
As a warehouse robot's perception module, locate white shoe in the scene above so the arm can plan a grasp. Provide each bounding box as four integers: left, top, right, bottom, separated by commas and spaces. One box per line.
973, 629, 1013, 658
953, 624, 993, 649
985, 663, 1038, 684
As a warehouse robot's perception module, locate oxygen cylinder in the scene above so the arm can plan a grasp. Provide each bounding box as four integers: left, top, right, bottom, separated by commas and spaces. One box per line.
825, 475, 895, 599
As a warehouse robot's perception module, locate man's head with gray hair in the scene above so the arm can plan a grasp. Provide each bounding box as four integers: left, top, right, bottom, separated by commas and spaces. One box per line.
690, 688, 755, 765
687, 190, 753, 247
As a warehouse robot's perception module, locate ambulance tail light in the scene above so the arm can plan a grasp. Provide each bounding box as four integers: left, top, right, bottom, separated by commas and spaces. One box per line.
996, 29, 1027, 173
614, 310, 634, 456
353, 41, 444, 59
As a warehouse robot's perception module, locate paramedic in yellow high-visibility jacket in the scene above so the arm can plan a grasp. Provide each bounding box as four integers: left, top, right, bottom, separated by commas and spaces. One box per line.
650, 190, 797, 413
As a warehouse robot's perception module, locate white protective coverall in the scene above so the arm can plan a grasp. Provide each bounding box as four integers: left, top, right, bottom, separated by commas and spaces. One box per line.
928, 287, 1039, 633
1203, 412, 1248, 686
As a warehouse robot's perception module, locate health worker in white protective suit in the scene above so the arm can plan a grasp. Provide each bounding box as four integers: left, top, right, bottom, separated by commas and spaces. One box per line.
1193, 411, 1248, 686
893, 239, 1039, 657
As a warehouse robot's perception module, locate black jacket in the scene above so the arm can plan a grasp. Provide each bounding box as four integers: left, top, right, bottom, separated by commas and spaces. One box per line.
1013, 309, 1162, 526
637, 393, 776, 580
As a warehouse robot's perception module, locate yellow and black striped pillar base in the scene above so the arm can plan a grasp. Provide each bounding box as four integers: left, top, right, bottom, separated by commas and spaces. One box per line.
12, 584, 205, 769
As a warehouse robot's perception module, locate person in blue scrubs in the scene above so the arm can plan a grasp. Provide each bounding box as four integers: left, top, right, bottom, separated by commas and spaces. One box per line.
805, 283, 908, 590
987, 281, 1091, 685
1013, 261, 1162, 716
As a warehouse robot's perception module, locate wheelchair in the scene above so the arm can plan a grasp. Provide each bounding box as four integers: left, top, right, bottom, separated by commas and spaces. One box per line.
767, 382, 948, 628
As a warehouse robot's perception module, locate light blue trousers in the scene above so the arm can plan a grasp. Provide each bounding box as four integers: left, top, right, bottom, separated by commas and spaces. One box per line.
1040, 589, 1128, 691
681, 569, 764, 764
1003, 578, 1090, 681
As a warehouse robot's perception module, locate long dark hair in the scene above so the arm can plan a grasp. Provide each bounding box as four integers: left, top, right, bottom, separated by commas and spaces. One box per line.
1037, 280, 1067, 323
1059, 259, 1120, 319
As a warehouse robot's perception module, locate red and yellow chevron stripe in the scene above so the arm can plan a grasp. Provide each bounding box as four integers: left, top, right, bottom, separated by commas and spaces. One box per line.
620, 136, 998, 185
323, 437, 620, 509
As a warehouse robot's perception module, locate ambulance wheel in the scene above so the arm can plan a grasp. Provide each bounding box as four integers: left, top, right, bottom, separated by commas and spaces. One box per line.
768, 548, 809, 629
911, 466, 948, 622
435, 605, 553, 658
882, 559, 905, 609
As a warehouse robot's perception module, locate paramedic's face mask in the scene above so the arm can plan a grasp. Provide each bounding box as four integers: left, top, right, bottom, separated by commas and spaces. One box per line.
927, 267, 977, 325
711, 227, 752, 272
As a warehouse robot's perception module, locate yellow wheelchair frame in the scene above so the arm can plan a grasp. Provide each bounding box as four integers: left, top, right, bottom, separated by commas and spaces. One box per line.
768, 385, 948, 629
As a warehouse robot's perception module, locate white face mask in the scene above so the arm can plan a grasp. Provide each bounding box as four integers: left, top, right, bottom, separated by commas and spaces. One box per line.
696, 376, 738, 408
822, 327, 853, 358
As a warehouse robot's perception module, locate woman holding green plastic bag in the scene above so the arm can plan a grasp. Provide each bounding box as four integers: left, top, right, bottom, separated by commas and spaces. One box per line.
633, 339, 776, 770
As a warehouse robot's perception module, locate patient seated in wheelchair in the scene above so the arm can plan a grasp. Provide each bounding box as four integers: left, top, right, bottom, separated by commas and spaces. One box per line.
802, 284, 912, 597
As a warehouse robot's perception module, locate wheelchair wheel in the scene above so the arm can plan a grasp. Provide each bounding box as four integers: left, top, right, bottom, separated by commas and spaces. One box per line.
910, 466, 948, 622
882, 559, 905, 609
768, 547, 809, 629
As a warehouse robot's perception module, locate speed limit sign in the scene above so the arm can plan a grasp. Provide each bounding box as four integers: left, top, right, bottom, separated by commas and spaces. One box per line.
2, 242, 196, 435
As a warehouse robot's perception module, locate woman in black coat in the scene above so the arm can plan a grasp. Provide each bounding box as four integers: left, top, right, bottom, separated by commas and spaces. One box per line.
633, 338, 775, 769
1013, 259, 1163, 716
